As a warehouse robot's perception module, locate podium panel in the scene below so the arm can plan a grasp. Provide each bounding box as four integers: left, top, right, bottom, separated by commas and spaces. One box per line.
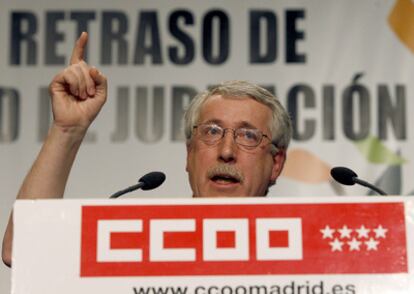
12, 197, 414, 293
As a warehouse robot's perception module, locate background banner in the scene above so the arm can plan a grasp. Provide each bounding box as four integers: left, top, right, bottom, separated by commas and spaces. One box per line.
1, 0, 414, 292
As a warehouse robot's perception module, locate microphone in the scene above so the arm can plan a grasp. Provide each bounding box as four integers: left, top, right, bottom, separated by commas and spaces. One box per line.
330, 167, 387, 196
110, 171, 166, 198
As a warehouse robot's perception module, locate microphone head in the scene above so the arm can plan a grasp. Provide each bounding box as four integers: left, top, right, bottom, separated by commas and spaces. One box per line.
139, 171, 166, 190
330, 167, 358, 186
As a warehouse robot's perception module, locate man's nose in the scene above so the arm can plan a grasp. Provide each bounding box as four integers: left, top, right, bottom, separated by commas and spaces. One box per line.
218, 130, 237, 162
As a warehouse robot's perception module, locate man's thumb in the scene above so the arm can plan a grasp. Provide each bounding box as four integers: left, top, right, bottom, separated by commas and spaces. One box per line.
90, 68, 107, 88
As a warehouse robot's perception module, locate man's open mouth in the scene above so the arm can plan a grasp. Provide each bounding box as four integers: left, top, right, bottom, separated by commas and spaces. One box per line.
210, 174, 241, 184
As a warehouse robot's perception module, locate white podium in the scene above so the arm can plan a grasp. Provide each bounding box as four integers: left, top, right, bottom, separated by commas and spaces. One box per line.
11, 197, 414, 293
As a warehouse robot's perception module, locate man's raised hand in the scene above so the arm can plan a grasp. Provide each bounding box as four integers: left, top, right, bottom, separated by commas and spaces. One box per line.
1, 33, 110, 268
49, 32, 107, 133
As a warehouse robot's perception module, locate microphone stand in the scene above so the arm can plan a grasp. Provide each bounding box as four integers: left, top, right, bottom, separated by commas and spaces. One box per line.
110, 183, 145, 198
352, 177, 387, 196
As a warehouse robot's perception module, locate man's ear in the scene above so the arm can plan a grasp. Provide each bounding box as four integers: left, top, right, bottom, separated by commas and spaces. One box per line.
185, 141, 192, 172
270, 150, 286, 184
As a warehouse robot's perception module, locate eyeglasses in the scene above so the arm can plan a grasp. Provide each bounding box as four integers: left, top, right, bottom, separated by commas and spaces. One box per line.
193, 123, 273, 148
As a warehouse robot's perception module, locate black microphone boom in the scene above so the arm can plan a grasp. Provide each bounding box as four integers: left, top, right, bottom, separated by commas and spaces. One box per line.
330, 166, 387, 196
110, 171, 166, 198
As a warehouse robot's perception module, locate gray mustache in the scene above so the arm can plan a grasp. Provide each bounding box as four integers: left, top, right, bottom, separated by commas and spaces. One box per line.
207, 164, 244, 183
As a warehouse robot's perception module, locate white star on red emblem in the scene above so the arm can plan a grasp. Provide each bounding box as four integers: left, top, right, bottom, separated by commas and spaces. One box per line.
329, 238, 344, 251
348, 238, 362, 251
338, 225, 353, 239
373, 225, 387, 239
365, 238, 379, 251
356, 225, 370, 239
320, 225, 335, 239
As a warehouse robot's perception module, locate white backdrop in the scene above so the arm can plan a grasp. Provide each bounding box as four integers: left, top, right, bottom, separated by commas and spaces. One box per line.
1, 0, 414, 292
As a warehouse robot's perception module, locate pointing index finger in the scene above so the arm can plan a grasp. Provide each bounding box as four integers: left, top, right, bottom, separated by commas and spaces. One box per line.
70, 32, 88, 65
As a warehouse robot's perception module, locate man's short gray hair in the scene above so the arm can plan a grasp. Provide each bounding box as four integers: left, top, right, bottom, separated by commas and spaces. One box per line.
184, 80, 292, 150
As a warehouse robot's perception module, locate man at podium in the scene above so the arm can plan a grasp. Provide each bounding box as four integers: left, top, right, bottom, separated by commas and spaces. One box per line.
2, 32, 292, 267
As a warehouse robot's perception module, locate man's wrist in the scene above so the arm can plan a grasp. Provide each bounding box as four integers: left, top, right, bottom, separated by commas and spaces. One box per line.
49, 123, 88, 144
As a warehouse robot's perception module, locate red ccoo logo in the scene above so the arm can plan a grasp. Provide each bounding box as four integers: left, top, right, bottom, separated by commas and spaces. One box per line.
80, 203, 407, 276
